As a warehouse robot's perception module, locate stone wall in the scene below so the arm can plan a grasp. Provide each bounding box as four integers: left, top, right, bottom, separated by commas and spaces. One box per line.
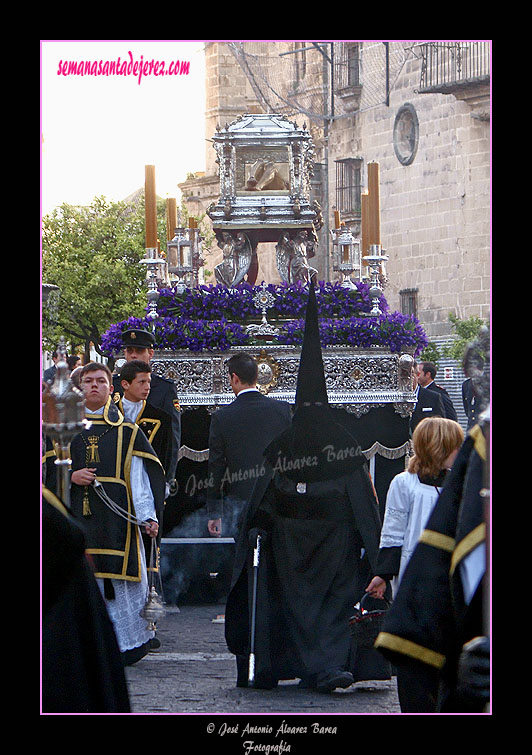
327, 49, 490, 337
179, 42, 490, 339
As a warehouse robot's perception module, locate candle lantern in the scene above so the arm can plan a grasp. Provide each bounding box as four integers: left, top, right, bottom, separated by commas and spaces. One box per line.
331, 225, 361, 289
165, 225, 206, 292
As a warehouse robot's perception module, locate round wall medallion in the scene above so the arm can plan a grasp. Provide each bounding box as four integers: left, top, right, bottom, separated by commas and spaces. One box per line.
393, 103, 419, 166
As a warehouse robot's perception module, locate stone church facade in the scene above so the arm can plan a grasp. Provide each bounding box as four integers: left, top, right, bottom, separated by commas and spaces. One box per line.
179, 41, 490, 341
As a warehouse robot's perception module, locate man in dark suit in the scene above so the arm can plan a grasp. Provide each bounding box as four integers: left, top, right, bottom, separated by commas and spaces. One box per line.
112, 328, 181, 491
410, 361, 445, 434
417, 361, 458, 421
207, 353, 292, 538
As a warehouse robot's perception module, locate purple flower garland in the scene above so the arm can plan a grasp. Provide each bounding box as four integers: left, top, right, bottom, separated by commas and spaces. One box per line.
100, 283, 428, 357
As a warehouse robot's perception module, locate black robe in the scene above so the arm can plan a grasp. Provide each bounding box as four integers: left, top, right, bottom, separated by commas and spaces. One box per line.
224, 453, 390, 687
114, 396, 173, 572
42, 487, 130, 713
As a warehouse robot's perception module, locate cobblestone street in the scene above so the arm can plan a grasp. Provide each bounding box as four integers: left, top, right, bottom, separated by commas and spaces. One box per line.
124, 602, 401, 745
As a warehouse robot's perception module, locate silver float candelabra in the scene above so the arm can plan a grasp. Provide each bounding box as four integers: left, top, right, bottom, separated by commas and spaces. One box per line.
362, 244, 389, 316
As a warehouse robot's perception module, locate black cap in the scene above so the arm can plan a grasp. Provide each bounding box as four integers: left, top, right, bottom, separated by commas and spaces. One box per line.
121, 328, 156, 349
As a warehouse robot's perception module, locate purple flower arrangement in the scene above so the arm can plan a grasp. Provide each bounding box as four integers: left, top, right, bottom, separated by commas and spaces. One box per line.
100, 282, 427, 356
155, 280, 383, 321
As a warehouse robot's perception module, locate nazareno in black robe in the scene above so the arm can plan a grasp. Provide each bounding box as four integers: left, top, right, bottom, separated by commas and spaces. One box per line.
224, 404, 392, 688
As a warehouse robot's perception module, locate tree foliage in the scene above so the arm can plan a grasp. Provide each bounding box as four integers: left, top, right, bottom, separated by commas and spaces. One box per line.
419, 313, 489, 367
442, 313, 488, 364
418, 341, 442, 365
42, 195, 167, 358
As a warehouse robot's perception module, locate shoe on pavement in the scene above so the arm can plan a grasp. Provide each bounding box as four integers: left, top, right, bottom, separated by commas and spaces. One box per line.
316, 669, 354, 693
298, 675, 317, 689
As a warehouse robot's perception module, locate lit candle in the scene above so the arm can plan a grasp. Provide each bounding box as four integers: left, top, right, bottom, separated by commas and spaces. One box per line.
145, 165, 157, 250
361, 191, 369, 270
367, 162, 381, 246
342, 244, 349, 264
167, 198, 177, 241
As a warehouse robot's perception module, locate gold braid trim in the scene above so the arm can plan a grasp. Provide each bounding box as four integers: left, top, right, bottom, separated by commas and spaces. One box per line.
42, 486, 69, 517
450, 523, 486, 576
469, 424, 486, 461
418, 529, 455, 553
123, 424, 138, 579
133, 449, 164, 468
375, 632, 446, 669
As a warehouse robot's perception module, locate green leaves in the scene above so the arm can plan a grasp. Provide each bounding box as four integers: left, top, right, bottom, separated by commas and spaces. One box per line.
42, 194, 166, 356
442, 313, 488, 362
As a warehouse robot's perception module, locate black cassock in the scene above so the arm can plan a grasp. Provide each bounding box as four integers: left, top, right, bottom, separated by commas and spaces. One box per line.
224, 452, 391, 688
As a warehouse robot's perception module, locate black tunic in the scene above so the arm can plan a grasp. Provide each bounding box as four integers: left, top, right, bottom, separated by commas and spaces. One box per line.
116, 397, 173, 481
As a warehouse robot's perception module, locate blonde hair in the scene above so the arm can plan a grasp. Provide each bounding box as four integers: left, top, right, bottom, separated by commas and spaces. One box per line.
408, 417, 464, 478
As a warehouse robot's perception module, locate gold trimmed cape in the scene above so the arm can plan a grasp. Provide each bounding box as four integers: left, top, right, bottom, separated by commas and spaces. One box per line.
54, 398, 165, 582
